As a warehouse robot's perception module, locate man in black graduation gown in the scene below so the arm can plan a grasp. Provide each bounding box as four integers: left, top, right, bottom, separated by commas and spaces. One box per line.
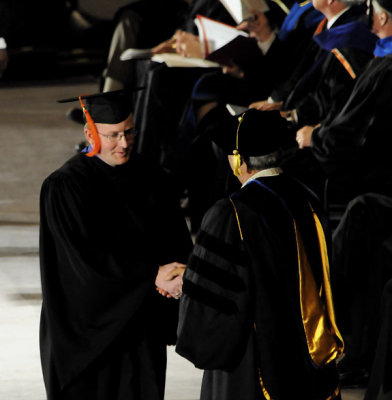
265, 0, 374, 119
296, 0, 392, 203
175, 109, 344, 400
263, 0, 377, 199
307, 1, 392, 383
39, 90, 193, 400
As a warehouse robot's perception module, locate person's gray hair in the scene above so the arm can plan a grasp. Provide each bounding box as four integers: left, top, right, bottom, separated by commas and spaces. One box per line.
373, 0, 392, 19
243, 150, 282, 171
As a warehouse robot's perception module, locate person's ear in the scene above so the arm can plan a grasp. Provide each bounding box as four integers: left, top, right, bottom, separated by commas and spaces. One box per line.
84, 125, 94, 146
379, 10, 388, 26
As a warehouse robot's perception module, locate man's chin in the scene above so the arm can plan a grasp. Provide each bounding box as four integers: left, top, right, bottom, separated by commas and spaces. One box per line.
114, 154, 130, 165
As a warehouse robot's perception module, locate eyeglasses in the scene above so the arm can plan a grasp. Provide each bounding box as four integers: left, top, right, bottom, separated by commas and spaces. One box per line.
98, 128, 135, 142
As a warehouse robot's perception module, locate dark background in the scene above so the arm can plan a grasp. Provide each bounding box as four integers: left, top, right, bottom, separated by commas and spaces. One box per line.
0, 0, 134, 82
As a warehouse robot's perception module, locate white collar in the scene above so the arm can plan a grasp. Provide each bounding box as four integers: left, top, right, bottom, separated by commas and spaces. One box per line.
241, 168, 282, 188
257, 32, 277, 55
327, 7, 350, 29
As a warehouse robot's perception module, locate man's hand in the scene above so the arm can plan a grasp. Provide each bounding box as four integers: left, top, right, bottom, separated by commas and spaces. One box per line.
151, 31, 180, 54
249, 99, 283, 111
155, 262, 186, 299
175, 31, 204, 58
296, 125, 318, 148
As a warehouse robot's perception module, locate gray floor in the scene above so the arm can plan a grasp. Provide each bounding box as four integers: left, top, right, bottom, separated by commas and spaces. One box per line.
0, 79, 365, 399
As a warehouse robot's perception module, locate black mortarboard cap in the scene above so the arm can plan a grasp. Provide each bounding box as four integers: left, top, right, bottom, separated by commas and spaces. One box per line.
58, 88, 143, 157
210, 108, 288, 158
58, 89, 141, 124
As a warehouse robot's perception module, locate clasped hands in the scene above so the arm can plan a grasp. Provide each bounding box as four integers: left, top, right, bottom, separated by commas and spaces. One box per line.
155, 262, 186, 300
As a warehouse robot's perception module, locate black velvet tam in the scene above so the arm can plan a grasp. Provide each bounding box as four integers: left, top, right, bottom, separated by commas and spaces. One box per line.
210, 108, 289, 157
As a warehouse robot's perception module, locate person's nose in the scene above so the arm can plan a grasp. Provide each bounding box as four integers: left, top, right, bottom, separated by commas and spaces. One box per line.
118, 133, 128, 146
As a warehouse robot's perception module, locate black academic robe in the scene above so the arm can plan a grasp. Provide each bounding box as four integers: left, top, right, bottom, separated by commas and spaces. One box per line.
176, 1, 323, 119
365, 278, 392, 400
311, 54, 392, 203
331, 193, 392, 381
283, 14, 376, 127
271, 6, 371, 112
39, 151, 193, 400
276, 10, 376, 199
176, 174, 343, 400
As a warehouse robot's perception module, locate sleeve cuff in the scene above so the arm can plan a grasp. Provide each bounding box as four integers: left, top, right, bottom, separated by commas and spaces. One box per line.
0, 38, 7, 50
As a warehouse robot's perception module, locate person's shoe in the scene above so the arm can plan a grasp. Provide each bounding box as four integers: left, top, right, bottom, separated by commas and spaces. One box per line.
66, 107, 84, 124
338, 354, 369, 388
339, 367, 369, 388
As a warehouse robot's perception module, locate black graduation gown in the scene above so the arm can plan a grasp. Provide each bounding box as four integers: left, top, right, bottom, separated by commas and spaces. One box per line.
272, 5, 368, 107
176, 174, 343, 400
277, 11, 376, 199
311, 54, 392, 203
331, 193, 392, 378
39, 152, 193, 400
365, 278, 392, 400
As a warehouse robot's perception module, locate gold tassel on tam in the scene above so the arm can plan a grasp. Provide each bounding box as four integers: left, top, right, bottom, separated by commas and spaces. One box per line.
233, 149, 242, 177
233, 113, 245, 177
78, 96, 101, 157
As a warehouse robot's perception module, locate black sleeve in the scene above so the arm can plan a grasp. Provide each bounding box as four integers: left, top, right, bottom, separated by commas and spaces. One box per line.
295, 48, 373, 127
311, 60, 392, 174
176, 199, 251, 370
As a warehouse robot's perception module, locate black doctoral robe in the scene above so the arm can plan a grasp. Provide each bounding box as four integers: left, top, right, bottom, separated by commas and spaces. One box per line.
365, 278, 392, 400
176, 174, 343, 400
277, 11, 377, 199
331, 193, 392, 383
39, 151, 193, 400
272, 4, 369, 108
310, 54, 392, 204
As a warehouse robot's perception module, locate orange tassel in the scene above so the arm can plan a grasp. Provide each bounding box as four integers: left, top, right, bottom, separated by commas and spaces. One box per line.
78, 96, 101, 157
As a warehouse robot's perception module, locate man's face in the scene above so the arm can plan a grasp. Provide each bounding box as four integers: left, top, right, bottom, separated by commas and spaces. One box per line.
85, 114, 135, 166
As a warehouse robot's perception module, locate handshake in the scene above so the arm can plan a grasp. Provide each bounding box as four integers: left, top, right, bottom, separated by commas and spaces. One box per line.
155, 262, 186, 300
